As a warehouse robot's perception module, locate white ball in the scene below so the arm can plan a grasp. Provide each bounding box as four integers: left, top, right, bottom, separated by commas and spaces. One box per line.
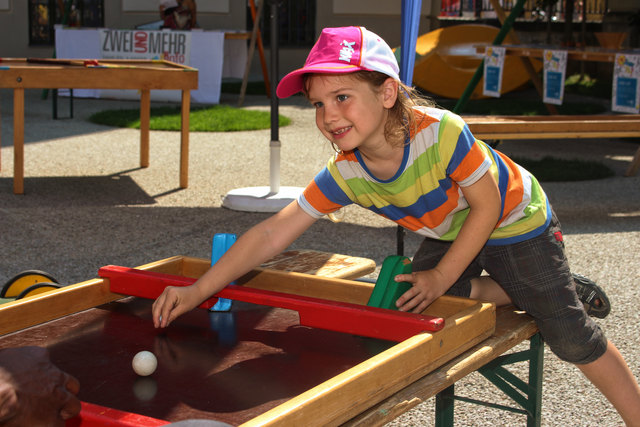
132, 351, 158, 376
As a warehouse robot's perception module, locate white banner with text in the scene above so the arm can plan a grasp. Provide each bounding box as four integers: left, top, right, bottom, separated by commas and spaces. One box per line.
99, 29, 192, 64
56, 27, 233, 103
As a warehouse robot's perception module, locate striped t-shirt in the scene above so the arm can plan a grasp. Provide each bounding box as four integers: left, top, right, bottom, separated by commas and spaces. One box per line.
298, 107, 551, 245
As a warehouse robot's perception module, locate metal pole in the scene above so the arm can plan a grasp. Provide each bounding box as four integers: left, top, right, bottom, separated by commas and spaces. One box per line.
397, 0, 422, 256
269, 0, 281, 194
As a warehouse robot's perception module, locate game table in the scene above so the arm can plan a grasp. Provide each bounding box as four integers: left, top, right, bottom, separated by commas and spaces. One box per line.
0, 251, 510, 426
0, 58, 198, 194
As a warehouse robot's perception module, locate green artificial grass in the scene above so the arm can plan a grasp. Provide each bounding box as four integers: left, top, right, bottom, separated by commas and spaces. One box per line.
511, 156, 615, 182
564, 73, 612, 99
89, 105, 290, 132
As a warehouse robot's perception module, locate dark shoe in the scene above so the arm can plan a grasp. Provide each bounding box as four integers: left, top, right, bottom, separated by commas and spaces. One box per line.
573, 273, 611, 319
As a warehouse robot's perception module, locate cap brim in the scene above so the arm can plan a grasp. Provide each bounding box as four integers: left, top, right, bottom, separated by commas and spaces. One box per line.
276, 68, 306, 98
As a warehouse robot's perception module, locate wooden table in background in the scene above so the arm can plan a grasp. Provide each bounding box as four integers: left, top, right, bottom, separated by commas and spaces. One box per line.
0, 58, 198, 194
476, 44, 639, 63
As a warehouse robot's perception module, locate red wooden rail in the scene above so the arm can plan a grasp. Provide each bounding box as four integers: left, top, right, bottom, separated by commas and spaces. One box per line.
99, 265, 444, 342
66, 402, 168, 427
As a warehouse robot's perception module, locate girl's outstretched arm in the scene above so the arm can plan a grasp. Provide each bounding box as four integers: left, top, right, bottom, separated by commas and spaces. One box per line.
152, 201, 318, 328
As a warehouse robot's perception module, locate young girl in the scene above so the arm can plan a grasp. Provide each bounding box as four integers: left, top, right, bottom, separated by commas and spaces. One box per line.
152, 26, 640, 424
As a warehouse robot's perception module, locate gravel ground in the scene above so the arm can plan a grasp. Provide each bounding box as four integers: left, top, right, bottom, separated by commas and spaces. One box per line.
1, 88, 639, 426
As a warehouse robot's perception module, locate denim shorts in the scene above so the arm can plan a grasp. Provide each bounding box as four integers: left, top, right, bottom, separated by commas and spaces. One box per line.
412, 212, 608, 364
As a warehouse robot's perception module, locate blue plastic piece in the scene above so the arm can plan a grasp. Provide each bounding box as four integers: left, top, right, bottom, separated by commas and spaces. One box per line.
208, 311, 237, 346
210, 233, 237, 311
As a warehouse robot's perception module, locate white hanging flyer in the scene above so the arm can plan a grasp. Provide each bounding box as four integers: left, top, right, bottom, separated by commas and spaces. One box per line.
543, 49, 568, 105
612, 54, 640, 114
483, 46, 505, 98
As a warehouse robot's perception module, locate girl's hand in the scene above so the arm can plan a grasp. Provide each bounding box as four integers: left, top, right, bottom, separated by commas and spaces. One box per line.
150, 203, 318, 330
152, 285, 205, 328
394, 269, 451, 313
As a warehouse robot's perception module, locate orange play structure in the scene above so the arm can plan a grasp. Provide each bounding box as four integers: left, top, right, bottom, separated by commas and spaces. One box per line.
409, 24, 542, 99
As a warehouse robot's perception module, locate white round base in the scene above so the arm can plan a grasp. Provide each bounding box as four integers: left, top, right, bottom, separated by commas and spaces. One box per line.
222, 186, 304, 213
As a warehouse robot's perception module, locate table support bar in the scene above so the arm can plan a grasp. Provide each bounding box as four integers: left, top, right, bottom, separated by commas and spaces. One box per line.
435, 333, 544, 426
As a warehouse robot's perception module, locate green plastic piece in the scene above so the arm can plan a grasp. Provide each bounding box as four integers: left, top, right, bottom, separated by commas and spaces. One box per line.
367, 255, 413, 310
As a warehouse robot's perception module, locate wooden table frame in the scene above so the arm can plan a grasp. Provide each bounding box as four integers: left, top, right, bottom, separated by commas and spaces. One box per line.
463, 114, 640, 140
0, 58, 198, 194
0, 254, 496, 426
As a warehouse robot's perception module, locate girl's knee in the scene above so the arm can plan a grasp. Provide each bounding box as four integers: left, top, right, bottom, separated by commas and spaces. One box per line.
539, 315, 608, 364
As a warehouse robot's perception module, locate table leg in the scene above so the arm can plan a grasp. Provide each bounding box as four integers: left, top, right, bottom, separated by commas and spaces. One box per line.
435, 384, 455, 427
140, 89, 150, 168
13, 88, 25, 195
432, 333, 544, 426
624, 145, 640, 177
53, 89, 58, 119
526, 334, 543, 427
180, 90, 190, 188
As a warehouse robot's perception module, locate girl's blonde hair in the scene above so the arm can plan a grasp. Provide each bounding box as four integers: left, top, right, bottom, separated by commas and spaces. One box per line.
303, 71, 434, 149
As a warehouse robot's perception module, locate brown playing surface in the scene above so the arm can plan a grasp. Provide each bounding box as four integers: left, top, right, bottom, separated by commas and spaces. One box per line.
0, 297, 391, 425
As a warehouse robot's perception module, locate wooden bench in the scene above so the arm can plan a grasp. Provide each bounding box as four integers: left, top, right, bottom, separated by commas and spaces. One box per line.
463, 114, 640, 177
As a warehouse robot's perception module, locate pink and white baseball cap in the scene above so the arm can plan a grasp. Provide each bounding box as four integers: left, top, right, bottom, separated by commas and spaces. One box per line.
276, 26, 400, 98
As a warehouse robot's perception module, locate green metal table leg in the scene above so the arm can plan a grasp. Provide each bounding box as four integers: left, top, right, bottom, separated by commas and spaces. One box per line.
433, 332, 544, 426
435, 384, 455, 427
526, 333, 544, 427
